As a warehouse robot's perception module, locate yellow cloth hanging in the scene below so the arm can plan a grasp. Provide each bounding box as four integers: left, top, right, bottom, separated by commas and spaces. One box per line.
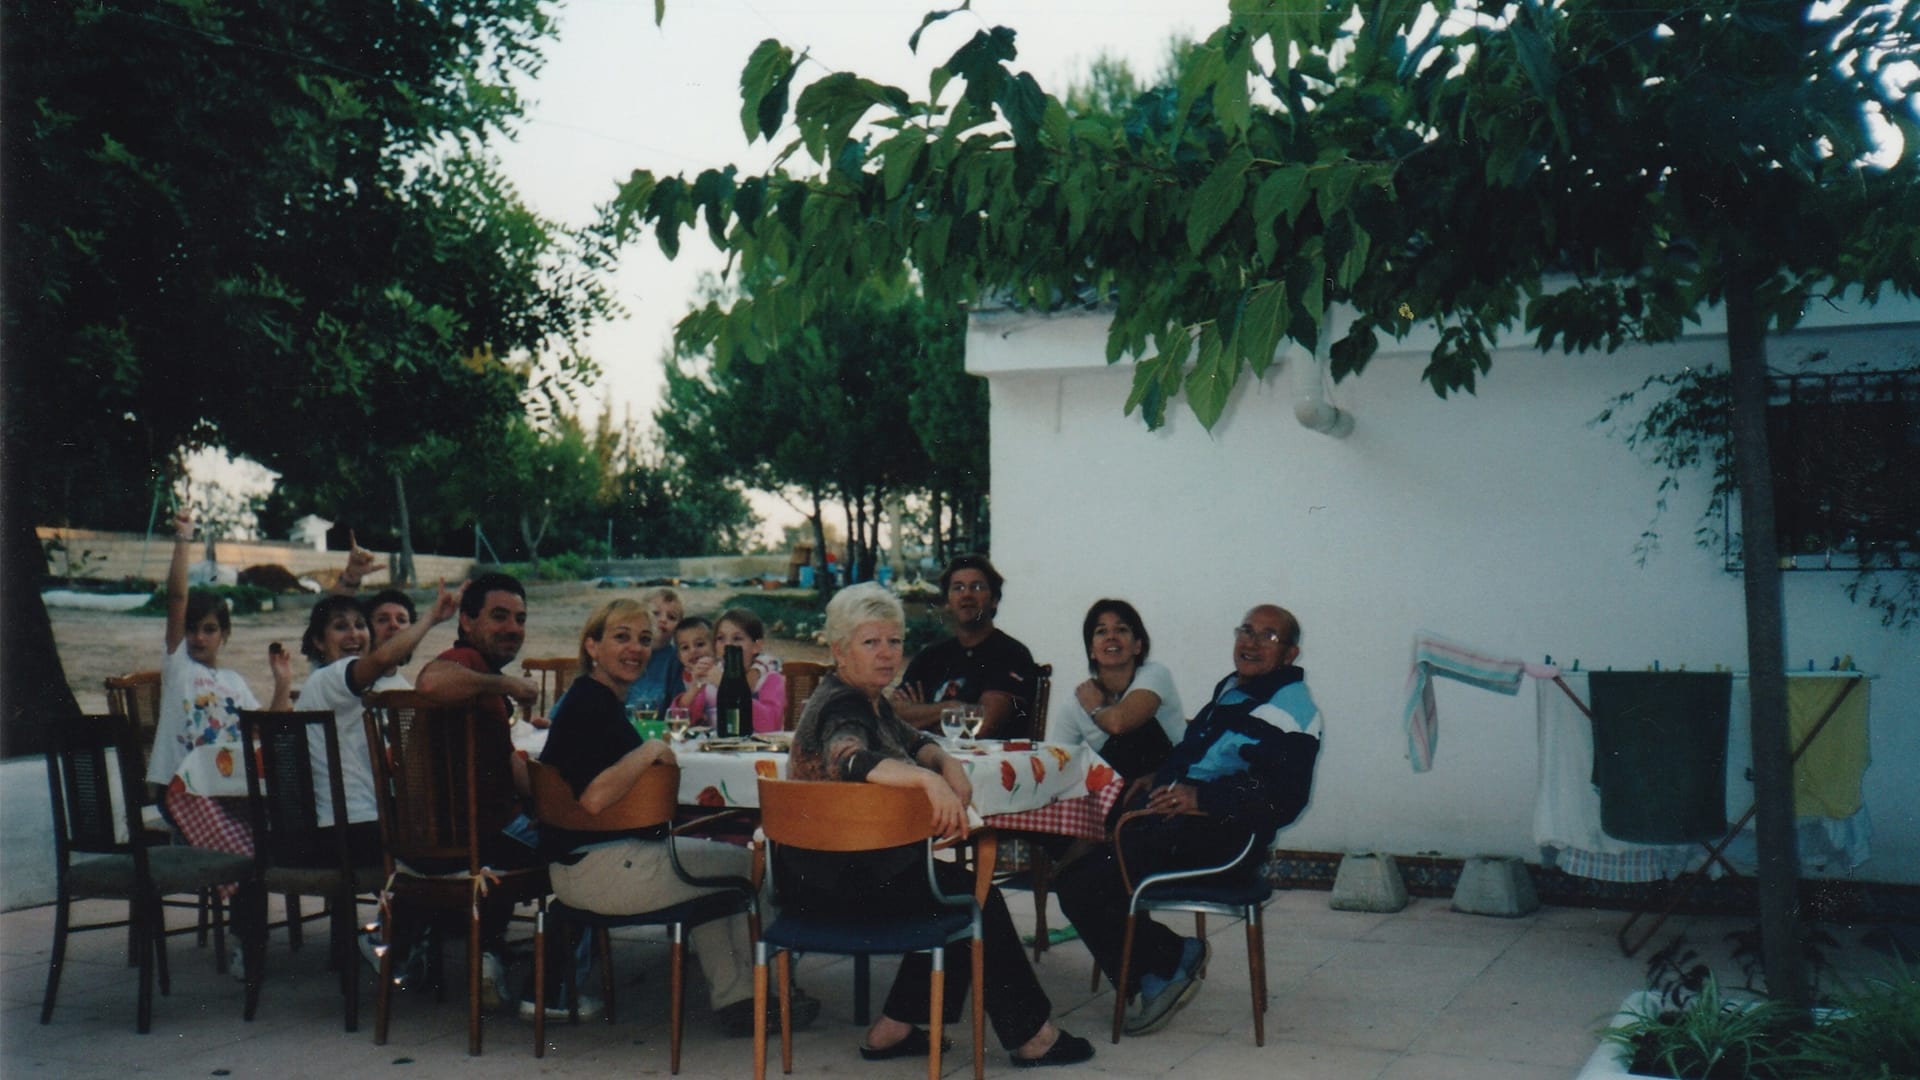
1789, 676, 1870, 819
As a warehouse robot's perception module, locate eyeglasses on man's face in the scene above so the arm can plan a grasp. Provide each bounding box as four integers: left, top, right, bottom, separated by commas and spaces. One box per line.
1233, 624, 1288, 647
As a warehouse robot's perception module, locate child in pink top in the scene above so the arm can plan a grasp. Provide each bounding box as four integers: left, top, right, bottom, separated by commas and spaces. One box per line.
674, 610, 787, 732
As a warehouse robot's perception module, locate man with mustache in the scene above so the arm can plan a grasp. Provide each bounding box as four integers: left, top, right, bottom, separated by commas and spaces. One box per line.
891, 553, 1039, 739
408, 571, 542, 1011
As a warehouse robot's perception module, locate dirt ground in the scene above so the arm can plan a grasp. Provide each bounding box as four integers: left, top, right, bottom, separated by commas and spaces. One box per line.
51, 581, 830, 712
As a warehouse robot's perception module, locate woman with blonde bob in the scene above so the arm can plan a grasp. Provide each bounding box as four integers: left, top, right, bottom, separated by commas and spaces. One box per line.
784, 583, 1092, 1068
536, 598, 819, 1033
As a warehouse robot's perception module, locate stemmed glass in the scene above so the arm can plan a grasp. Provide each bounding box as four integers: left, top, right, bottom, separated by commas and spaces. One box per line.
666, 705, 693, 742
939, 706, 966, 744
961, 705, 985, 743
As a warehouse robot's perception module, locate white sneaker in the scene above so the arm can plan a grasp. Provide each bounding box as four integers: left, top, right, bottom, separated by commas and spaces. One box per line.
518, 993, 604, 1021
480, 952, 507, 1010
228, 942, 247, 982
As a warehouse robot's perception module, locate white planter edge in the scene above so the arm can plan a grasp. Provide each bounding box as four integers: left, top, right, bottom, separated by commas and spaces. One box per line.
1573, 990, 1660, 1080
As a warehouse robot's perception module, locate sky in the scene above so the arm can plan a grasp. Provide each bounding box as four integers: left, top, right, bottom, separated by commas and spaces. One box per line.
484, 0, 1219, 535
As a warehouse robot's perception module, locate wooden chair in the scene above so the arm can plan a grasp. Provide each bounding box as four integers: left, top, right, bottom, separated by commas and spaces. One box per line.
780, 661, 829, 729
362, 691, 549, 1055
752, 778, 995, 1080
40, 713, 262, 1033
1108, 809, 1272, 1045
104, 669, 226, 955
526, 761, 755, 1070
238, 710, 385, 1031
103, 671, 164, 771
521, 657, 579, 720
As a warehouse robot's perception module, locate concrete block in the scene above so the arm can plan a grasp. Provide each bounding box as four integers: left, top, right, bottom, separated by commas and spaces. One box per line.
1329, 853, 1409, 912
1451, 855, 1540, 917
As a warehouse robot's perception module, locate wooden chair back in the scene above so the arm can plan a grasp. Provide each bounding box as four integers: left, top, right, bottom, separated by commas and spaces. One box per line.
527, 760, 677, 834
46, 714, 144, 864
521, 657, 579, 718
238, 710, 353, 869
362, 691, 509, 874
756, 778, 935, 852
104, 671, 164, 773
781, 661, 829, 730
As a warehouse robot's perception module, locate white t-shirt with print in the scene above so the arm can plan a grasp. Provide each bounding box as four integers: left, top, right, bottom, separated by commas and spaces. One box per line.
145, 642, 260, 788
1046, 660, 1186, 753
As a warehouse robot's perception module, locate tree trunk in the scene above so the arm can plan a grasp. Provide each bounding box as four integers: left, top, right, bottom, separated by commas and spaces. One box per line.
519, 508, 549, 563
931, 487, 946, 566
1725, 269, 1808, 1011
807, 490, 833, 600
1, 496, 80, 758
392, 470, 416, 587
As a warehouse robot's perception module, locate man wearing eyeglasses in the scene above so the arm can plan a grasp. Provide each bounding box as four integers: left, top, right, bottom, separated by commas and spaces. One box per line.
1053, 604, 1322, 1037
891, 553, 1040, 738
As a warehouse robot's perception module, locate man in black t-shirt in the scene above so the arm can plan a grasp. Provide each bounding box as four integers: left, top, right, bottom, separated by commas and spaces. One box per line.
892, 554, 1040, 739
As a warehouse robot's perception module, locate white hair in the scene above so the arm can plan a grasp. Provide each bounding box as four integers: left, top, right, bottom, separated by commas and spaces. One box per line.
824, 583, 904, 648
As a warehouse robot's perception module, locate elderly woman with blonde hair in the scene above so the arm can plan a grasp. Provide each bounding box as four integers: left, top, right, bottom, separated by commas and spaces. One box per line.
784, 583, 1092, 1068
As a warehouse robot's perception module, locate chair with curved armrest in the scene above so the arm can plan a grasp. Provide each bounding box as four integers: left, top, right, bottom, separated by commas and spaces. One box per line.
239, 709, 384, 1031
1108, 809, 1272, 1046
779, 661, 828, 730
362, 691, 549, 1056
40, 713, 261, 1033
521, 657, 580, 721
526, 760, 755, 1070
752, 778, 995, 1080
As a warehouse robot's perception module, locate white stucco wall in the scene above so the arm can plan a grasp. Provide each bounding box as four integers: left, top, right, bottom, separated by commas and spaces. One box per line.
971, 297, 1920, 883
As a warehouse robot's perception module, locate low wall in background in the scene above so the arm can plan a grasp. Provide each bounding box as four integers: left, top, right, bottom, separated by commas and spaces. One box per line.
37, 527, 472, 588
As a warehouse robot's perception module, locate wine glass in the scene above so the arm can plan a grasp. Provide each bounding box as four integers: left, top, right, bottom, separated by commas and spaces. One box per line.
666, 705, 693, 742
939, 706, 966, 743
961, 704, 985, 742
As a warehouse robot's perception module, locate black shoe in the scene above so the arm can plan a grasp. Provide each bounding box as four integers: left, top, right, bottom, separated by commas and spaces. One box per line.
1011, 1031, 1094, 1068
717, 985, 822, 1037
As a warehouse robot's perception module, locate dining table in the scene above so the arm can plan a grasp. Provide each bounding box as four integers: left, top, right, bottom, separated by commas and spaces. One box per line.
512, 724, 1124, 838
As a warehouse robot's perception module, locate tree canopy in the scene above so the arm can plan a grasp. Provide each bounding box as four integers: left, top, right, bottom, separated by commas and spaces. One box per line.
614, 0, 1918, 1007
1, 0, 612, 753
660, 277, 984, 574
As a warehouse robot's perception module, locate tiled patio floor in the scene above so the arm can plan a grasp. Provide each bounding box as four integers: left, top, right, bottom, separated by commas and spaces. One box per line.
0, 890, 1906, 1078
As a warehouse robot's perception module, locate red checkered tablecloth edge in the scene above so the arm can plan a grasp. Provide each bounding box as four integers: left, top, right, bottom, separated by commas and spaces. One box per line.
982, 775, 1124, 841
162, 783, 254, 898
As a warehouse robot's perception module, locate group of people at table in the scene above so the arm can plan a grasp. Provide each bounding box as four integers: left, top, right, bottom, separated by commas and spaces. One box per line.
144, 515, 1323, 1067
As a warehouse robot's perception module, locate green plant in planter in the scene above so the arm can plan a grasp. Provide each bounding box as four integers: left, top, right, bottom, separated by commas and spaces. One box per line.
1791, 968, 1920, 1080
1604, 972, 1803, 1079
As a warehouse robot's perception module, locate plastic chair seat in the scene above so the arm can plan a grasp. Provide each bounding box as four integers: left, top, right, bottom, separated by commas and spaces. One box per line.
1138, 876, 1272, 910
761, 907, 972, 955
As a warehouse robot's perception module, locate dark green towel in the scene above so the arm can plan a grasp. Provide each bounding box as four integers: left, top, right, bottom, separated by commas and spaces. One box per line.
1589, 672, 1732, 844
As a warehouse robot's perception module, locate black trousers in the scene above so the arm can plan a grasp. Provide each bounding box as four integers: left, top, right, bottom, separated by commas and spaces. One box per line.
783, 856, 1053, 1050
1053, 814, 1252, 996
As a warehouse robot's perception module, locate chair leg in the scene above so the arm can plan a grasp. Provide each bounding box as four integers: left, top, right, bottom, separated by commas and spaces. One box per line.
671, 925, 687, 1074
1030, 846, 1053, 962
1112, 914, 1137, 1043
154, 896, 173, 996
598, 926, 616, 1022
211, 891, 228, 975
466, 910, 483, 1055
1194, 913, 1208, 976
285, 893, 303, 951
927, 948, 945, 1080
971, 937, 986, 1080
243, 887, 266, 1022
1246, 909, 1266, 1047
373, 911, 396, 1045
752, 943, 769, 1080
41, 895, 70, 1025
852, 953, 871, 1024
777, 947, 794, 1075
197, 887, 211, 947
335, 897, 359, 1032
533, 910, 548, 1058
137, 896, 157, 1034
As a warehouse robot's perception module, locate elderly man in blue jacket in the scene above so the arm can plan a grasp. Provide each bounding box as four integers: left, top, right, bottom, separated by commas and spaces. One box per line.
1054, 603, 1321, 1037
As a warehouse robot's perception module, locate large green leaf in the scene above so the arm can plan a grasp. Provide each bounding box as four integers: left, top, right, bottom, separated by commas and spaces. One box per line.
739, 39, 799, 142
1187, 146, 1253, 254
